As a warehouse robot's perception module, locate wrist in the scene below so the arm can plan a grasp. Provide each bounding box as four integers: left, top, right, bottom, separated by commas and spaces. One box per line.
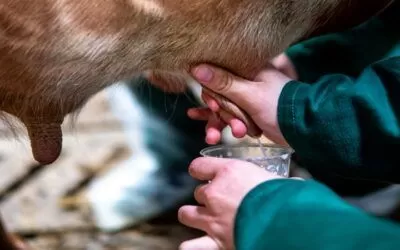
254, 71, 291, 145
276, 80, 310, 148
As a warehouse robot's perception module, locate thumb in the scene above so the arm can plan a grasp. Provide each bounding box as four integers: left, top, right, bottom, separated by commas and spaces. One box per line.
191, 64, 253, 105
191, 64, 262, 137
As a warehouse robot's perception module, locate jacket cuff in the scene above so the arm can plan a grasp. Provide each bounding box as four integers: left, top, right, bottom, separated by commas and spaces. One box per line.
285, 44, 314, 82
277, 81, 313, 159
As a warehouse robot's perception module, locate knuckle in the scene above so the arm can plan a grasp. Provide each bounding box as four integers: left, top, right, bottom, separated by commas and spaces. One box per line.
194, 184, 205, 198
221, 159, 238, 171
222, 164, 232, 173
214, 70, 234, 94
208, 221, 221, 236
218, 165, 231, 177
203, 185, 216, 201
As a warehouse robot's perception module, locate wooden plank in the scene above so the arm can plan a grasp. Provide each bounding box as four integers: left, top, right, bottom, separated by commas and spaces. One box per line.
0, 86, 207, 250
0, 132, 132, 234
0, 139, 38, 196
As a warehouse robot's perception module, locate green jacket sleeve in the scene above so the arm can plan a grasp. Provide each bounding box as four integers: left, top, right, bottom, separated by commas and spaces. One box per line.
234, 179, 400, 250
278, 56, 400, 183
285, 1, 400, 83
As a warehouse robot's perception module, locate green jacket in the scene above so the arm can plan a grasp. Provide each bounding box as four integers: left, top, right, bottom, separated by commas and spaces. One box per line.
279, 1, 400, 181
234, 2, 400, 250
235, 179, 400, 250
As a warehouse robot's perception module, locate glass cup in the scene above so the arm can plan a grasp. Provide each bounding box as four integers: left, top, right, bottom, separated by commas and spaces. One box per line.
200, 144, 294, 177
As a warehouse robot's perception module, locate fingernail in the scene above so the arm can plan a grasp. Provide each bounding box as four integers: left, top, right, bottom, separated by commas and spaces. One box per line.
192, 66, 214, 83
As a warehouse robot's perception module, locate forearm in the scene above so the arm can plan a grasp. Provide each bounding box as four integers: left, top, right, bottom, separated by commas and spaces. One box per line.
277, 57, 400, 183
235, 179, 400, 250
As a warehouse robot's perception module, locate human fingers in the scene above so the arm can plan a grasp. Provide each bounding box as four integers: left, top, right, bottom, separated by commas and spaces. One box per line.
191, 64, 253, 104
192, 65, 262, 137
187, 107, 213, 121
270, 53, 298, 80
178, 205, 212, 232
205, 114, 225, 145
179, 236, 221, 250
187, 107, 248, 140
189, 157, 236, 181
218, 109, 247, 138
202, 92, 220, 112
194, 183, 208, 205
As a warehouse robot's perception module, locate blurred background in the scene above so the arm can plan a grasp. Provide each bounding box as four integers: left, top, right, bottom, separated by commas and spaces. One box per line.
0, 76, 399, 249
0, 76, 263, 249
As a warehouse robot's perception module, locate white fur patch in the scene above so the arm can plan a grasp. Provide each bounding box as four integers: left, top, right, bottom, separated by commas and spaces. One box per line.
65, 31, 121, 60
128, 0, 165, 17
53, 1, 121, 59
